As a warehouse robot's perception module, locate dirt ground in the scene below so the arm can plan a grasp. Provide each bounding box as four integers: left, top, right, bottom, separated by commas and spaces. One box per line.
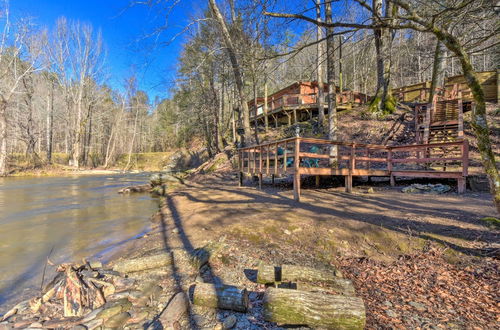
117, 173, 499, 329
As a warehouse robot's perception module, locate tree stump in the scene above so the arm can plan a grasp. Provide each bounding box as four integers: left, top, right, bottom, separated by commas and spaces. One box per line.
263, 287, 365, 329
192, 283, 248, 312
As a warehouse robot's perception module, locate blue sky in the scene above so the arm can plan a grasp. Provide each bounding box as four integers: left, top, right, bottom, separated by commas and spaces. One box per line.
10, 0, 207, 101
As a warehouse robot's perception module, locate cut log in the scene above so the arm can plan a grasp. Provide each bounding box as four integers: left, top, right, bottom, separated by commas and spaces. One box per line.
257, 263, 280, 284
263, 287, 365, 329
258, 264, 350, 293
281, 264, 343, 281
192, 283, 248, 312
295, 281, 355, 296
159, 291, 189, 327
113, 252, 173, 273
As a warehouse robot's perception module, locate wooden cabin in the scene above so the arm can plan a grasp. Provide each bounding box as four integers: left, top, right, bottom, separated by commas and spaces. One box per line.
394, 70, 498, 103
249, 82, 369, 127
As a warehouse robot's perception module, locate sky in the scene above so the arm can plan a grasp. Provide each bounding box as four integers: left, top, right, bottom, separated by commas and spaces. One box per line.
10, 0, 208, 101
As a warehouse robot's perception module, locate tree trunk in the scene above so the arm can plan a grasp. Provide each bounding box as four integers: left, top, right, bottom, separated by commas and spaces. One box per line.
316, 0, 325, 128
263, 287, 365, 329
428, 40, 447, 103
263, 78, 269, 132
0, 100, 7, 176
46, 86, 54, 164
370, 0, 395, 114
325, 0, 337, 160
436, 30, 500, 213
193, 282, 249, 312
209, 0, 251, 145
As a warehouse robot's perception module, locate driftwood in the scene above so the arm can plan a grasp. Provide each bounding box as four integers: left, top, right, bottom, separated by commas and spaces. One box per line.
192, 283, 248, 312
113, 251, 173, 273
263, 287, 366, 329
118, 184, 151, 194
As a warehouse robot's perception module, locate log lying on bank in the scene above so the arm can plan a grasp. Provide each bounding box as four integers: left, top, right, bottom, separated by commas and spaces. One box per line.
263, 287, 366, 329
257, 263, 353, 294
113, 251, 173, 273
118, 184, 152, 194
192, 283, 248, 312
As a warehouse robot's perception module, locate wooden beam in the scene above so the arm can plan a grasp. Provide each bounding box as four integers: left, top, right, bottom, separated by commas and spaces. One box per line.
457, 92, 464, 138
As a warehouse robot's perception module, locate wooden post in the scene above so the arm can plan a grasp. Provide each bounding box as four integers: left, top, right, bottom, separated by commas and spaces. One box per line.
458, 139, 469, 194
315, 175, 320, 188
266, 145, 270, 176
345, 144, 354, 193
388, 148, 395, 186
259, 146, 263, 189
274, 143, 278, 175
293, 109, 297, 124
254, 148, 257, 175
283, 142, 288, 174
293, 137, 301, 201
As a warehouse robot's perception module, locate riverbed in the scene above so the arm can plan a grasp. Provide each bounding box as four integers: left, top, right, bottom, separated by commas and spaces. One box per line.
0, 173, 159, 313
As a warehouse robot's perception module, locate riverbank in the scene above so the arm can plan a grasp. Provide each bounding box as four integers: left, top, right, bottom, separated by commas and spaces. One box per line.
1, 171, 498, 329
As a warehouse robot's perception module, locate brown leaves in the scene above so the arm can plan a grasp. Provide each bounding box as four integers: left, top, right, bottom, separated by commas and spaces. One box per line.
340, 247, 499, 329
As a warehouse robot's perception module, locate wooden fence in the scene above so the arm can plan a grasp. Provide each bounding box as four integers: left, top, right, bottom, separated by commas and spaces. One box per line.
238, 137, 469, 201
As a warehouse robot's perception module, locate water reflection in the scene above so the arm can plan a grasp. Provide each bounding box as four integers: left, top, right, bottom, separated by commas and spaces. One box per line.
0, 173, 158, 312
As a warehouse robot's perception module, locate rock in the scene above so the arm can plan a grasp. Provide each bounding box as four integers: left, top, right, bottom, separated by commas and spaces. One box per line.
283, 229, 291, 235
0, 323, 11, 330
222, 315, 237, 329
172, 228, 179, 234
402, 183, 450, 194
97, 299, 132, 320
89, 261, 103, 269
367, 187, 374, 194
104, 312, 131, 328
385, 309, 398, 318
159, 292, 189, 327
383, 301, 393, 308
409, 301, 426, 312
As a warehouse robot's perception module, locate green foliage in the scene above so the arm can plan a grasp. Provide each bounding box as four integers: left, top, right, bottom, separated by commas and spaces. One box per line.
480, 217, 500, 229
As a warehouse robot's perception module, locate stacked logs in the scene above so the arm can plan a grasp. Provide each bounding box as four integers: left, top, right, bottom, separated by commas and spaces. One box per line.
258, 262, 366, 329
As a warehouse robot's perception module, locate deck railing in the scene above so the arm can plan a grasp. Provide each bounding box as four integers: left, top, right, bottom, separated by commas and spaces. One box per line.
238, 137, 469, 200
249, 92, 367, 118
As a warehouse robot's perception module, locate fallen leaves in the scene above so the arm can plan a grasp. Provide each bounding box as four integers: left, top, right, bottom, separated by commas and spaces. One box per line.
340, 247, 499, 329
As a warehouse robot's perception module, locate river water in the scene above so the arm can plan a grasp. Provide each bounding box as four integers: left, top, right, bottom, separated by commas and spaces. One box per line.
0, 173, 159, 313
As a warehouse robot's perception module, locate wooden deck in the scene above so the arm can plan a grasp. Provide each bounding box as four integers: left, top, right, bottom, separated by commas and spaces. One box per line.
238, 137, 469, 201
249, 90, 368, 126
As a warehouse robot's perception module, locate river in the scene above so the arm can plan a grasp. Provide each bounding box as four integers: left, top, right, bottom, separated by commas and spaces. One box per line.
0, 173, 159, 313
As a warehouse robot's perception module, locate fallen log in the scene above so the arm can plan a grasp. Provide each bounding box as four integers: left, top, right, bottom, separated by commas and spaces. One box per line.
257, 263, 343, 283
112, 251, 173, 273
263, 287, 365, 329
192, 283, 248, 312
118, 184, 151, 194
159, 291, 189, 327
